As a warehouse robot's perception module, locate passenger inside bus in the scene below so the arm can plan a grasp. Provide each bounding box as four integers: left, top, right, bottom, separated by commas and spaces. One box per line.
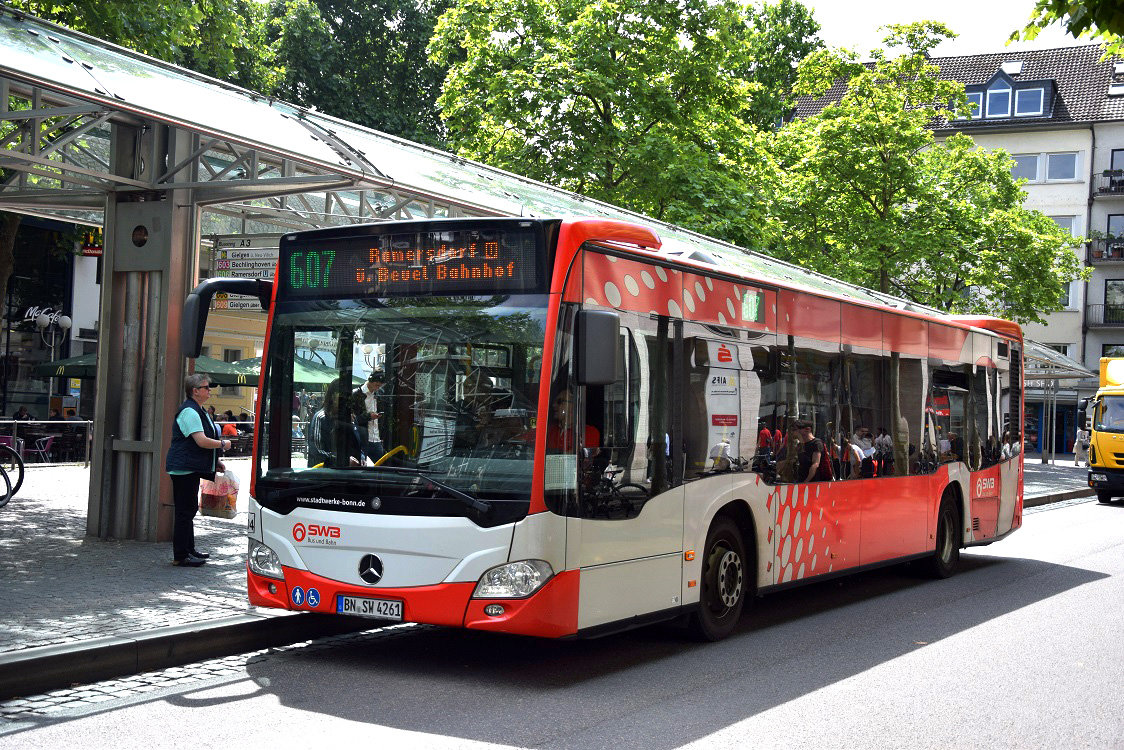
307, 377, 362, 468
544, 391, 600, 453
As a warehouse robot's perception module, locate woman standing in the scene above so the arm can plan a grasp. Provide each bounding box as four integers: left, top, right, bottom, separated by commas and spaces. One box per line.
1073, 426, 1090, 467
165, 373, 231, 567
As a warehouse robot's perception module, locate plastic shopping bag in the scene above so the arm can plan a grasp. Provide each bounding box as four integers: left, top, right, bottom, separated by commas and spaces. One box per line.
200, 469, 239, 519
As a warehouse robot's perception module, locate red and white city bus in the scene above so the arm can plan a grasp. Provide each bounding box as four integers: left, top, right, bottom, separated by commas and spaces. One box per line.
183, 217, 1023, 641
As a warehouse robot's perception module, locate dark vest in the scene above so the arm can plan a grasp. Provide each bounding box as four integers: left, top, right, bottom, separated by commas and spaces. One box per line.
165, 398, 218, 478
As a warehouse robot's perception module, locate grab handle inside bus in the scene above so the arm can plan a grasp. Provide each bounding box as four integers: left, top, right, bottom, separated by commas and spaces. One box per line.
181, 277, 273, 357
577, 309, 620, 385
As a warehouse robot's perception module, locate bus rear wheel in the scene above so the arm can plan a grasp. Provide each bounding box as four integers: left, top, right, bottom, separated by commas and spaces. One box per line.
1097, 491, 1114, 504
688, 516, 749, 642
923, 495, 961, 579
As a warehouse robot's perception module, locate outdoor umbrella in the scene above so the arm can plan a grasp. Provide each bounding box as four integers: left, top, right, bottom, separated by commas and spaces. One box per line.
232, 356, 363, 388
192, 355, 259, 387
32, 353, 96, 378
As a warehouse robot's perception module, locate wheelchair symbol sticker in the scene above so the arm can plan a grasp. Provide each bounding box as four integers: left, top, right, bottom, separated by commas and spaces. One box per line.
307, 588, 320, 608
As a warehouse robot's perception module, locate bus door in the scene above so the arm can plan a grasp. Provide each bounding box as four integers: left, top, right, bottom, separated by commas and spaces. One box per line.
565, 310, 686, 629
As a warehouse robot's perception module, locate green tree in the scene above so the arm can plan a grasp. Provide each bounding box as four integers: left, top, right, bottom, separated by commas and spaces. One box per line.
1014, 0, 1124, 56
429, 0, 819, 247
267, 0, 449, 146
769, 22, 1085, 324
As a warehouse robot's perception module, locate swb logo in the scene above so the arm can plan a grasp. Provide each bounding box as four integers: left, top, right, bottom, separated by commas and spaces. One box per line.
975, 477, 996, 497
292, 522, 340, 542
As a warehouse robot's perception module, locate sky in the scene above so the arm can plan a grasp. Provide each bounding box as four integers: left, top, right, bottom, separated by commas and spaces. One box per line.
809, 0, 1088, 58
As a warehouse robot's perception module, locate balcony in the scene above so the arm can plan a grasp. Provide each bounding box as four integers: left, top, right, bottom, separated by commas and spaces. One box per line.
1089, 239, 1124, 263
1087, 304, 1124, 326
1094, 171, 1124, 196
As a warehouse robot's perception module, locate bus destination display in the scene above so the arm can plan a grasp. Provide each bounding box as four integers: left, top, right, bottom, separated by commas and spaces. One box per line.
281, 227, 542, 298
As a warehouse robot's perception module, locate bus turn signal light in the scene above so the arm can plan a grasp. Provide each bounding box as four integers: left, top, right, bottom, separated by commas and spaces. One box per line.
685, 550, 695, 561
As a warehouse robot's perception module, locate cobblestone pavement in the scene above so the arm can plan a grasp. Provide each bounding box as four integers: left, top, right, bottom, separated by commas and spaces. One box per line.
0, 459, 264, 653
0, 625, 417, 730
1023, 456, 1091, 499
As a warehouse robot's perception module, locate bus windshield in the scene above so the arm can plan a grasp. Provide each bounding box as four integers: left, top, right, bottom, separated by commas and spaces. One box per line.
259, 294, 548, 507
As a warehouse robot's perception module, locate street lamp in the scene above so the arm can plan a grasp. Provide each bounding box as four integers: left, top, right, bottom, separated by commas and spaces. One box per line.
36, 312, 71, 406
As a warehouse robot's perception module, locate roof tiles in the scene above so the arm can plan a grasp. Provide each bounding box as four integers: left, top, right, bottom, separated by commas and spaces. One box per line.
794, 44, 1124, 129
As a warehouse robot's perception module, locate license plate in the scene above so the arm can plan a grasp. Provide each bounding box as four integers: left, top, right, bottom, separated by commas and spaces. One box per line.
337, 595, 403, 621
1091, 473, 1108, 483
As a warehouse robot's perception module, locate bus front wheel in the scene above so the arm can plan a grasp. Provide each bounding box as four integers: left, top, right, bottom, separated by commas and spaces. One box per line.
688, 516, 749, 642
1098, 491, 1114, 504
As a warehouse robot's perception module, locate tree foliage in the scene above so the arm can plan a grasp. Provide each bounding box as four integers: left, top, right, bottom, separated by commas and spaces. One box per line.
429, 0, 819, 247
768, 22, 1085, 324
267, 0, 450, 146
1015, 0, 1124, 56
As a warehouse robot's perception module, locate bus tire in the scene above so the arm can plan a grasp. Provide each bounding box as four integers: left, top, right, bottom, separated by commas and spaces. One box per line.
1097, 491, 1114, 504
923, 494, 961, 579
688, 515, 749, 642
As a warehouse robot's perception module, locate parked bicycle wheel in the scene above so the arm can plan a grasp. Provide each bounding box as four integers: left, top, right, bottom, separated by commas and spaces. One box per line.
0, 463, 13, 509
0, 442, 26, 499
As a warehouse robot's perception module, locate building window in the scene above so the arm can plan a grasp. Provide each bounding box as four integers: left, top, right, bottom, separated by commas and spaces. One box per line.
1112, 149, 1124, 172
1046, 152, 1078, 181
1049, 216, 1077, 236
1011, 154, 1039, 182
1047, 344, 1070, 357
1015, 88, 1044, 116
987, 81, 1012, 117
956, 92, 983, 120
1104, 344, 1124, 358
222, 347, 242, 397
1058, 282, 1072, 308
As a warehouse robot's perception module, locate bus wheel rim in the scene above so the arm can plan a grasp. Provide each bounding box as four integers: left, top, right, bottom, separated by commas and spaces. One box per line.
715, 548, 743, 609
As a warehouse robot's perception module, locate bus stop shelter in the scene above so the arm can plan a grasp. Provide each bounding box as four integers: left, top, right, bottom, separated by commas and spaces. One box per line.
0, 6, 1092, 542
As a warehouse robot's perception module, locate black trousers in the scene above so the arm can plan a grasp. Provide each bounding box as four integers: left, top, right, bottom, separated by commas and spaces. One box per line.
170, 472, 202, 561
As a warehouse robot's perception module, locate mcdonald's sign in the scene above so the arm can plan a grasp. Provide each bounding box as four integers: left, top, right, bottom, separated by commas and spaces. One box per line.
81, 228, 103, 257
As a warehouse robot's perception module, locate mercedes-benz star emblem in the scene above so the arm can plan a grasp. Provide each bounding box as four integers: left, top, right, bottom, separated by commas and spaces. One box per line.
358, 553, 384, 584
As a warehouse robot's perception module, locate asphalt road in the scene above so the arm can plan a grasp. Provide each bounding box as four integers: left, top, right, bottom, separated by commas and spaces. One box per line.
3, 497, 1123, 749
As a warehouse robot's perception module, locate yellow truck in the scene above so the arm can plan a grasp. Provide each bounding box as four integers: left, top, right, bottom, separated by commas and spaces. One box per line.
1085, 357, 1124, 503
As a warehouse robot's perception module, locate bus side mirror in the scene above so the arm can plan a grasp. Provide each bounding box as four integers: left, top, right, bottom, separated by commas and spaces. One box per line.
576, 310, 620, 385
181, 278, 273, 357
1079, 398, 1090, 411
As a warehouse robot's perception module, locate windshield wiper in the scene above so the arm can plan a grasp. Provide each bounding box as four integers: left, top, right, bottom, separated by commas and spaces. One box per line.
371, 466, 492, 514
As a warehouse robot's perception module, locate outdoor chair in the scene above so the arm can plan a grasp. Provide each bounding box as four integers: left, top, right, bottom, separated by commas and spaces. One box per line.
27, 435, 54, 463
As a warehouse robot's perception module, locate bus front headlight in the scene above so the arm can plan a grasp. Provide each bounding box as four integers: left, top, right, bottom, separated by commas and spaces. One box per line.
248, 539, 284, 579
473, 560, 554, 599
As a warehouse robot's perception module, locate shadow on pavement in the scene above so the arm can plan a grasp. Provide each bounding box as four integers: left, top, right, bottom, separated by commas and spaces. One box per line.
148, 553, 1105, 749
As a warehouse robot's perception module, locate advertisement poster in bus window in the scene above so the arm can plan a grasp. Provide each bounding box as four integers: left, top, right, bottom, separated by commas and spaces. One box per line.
700, 341, 741, 467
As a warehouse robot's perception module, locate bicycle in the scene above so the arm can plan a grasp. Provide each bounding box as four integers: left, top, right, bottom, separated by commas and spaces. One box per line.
583, 465, 648, 518
0, 462, 13, 509
0, 442, 25, 505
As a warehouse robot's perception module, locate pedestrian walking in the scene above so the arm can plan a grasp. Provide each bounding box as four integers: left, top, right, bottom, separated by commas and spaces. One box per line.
165, 373, 231, 567
1073, 427, 1090, 466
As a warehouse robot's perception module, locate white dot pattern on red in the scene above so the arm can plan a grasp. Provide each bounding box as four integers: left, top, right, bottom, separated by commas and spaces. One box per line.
581, 252, 775, 332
